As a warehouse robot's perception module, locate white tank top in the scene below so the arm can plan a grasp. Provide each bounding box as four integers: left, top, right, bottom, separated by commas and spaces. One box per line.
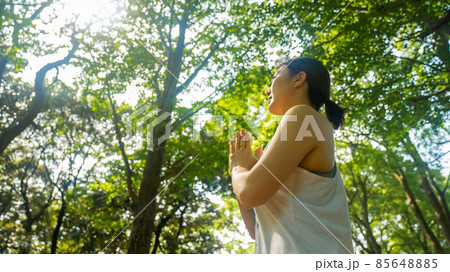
253, 141, 354, 254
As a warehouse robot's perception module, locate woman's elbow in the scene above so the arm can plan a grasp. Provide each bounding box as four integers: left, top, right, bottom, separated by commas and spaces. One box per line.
240, 189, 265, 209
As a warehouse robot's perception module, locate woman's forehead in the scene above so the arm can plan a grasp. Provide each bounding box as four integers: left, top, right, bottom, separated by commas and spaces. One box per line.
275, 65, 287, 73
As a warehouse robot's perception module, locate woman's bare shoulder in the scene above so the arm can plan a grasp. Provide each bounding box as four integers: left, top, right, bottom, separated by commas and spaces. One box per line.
286, 104, 334, 139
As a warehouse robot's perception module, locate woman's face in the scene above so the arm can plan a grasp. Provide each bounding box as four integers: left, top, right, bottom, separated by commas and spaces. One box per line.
266, 65, 294, 115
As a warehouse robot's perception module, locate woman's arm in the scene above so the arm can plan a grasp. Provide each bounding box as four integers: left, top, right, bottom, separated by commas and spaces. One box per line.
233, 105, 321, 209
237, 198, 255, 240
229, 128, 262, 240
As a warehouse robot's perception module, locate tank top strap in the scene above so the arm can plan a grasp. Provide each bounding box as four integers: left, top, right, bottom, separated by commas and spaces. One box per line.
309, 161, 337, 178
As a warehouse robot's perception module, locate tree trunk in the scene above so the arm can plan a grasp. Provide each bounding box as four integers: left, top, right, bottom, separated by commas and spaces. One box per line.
51, 194, 66, 254
126, 8, 196, 253
127, 122, 168, 253
0, 55, 7, 81
402, 134, 450, 246
127, 16, 187, 254
127, 152, 165, 253
346, 160, 381, 253
425, 168, 450, 231
404, 214, 430, 253
418, 175, 450, 245
393, 169, 444, 253
350, 173, 381, 253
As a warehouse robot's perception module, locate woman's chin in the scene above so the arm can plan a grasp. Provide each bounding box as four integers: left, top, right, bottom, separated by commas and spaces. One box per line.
268, 102, 279, 115
268, 103, 284, 115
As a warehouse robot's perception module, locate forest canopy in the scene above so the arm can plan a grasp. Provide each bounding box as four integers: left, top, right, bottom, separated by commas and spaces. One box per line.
0, 0, 449, 254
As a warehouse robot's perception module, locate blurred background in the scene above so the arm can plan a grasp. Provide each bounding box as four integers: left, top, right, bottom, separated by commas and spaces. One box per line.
0, 0, 449, 253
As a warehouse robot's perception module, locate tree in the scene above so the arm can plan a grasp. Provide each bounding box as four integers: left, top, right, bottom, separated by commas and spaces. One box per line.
284, 0, 450, 252
0, 0, 88, 154
2, 0, 448, 254
77, 0, 286, 253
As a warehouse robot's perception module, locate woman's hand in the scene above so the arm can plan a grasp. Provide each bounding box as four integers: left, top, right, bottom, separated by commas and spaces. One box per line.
229, 128, 263, 176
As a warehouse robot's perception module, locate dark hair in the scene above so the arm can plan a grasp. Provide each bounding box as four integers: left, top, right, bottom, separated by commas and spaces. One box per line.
277, 57, 347, 130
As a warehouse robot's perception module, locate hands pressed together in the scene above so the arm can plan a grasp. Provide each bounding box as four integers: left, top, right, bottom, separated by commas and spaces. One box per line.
229, 128, 263, 176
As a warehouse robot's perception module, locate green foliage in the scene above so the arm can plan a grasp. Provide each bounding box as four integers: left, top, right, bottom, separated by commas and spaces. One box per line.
1, 0, 449, 254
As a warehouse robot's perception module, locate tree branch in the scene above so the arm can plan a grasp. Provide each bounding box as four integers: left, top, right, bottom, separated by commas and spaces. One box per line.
419, 9, 450, 39
443, 172, 449, 194
0, 2, 44, 6
153, 64, 163, 104
1, 0, 53, 81
106, 85, 138, 205
316, 31, 342, 47
397, 56, 448, 73
175, 35, 227, 96
158, 14, 189, 110
0, 25, 82, 154
171, 101, 211, 132
12, 0, 53, 45
161, 0, 180, 25
409, 86, 450, 107
151, 201, 182, 254
156, 19, 171, 53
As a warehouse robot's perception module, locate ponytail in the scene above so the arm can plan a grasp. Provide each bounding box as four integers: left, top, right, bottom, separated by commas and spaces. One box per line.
325, 100, 347, 130
277, 57, 348, 130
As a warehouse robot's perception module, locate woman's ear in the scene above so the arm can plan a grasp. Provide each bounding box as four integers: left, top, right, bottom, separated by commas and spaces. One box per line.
293, 71, 306, 88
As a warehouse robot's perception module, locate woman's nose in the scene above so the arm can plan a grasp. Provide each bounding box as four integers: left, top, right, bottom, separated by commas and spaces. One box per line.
266, 88, 271, 96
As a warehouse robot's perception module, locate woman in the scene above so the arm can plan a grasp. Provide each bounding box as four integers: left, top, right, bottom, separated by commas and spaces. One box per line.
228, 57, 354, 254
